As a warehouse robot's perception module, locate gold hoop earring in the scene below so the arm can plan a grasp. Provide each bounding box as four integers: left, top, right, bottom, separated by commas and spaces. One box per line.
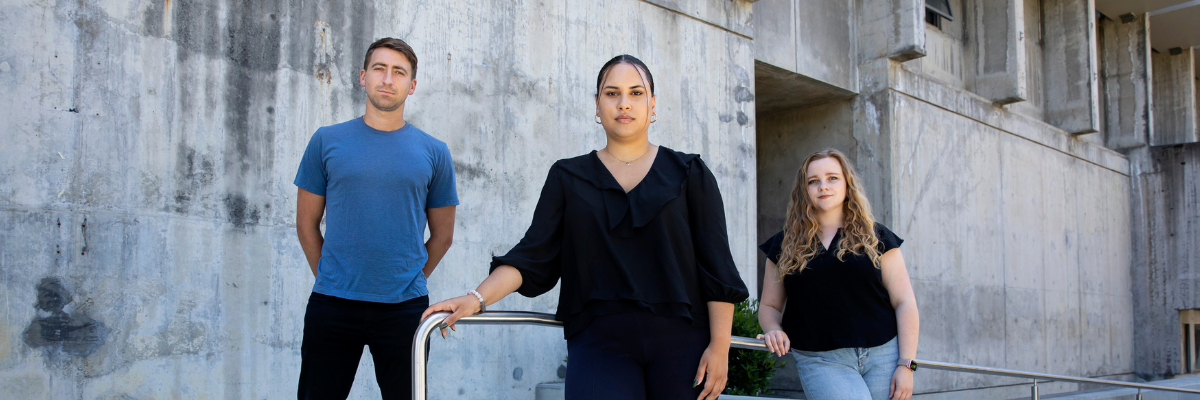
650, 115, 657, 123
595, 115, 602, 124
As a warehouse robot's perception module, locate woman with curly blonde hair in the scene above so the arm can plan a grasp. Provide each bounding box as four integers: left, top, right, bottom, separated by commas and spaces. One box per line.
756, 149, 920, 400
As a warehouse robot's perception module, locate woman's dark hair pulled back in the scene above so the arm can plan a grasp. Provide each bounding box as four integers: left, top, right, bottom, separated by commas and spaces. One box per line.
595, 55, 655, 97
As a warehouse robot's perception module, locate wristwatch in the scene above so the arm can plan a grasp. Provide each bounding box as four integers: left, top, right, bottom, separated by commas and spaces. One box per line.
898, 359, 918, 372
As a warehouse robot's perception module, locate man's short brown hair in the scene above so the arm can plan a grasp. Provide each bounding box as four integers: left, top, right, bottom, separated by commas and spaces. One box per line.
363, 37, 418, 78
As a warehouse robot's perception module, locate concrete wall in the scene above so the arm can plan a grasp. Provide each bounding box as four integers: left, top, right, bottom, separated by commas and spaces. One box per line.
891, 66, 1134, 394
751, 0, 857, 115
1131, 143, 1200, 379
0, 0, 758, 398
1151, 48, 1197, 146
1099, 13, 1153, 151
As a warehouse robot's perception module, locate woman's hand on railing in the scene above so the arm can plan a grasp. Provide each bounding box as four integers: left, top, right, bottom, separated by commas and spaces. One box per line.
756, 330, 790, 357
421, 295, 481, 338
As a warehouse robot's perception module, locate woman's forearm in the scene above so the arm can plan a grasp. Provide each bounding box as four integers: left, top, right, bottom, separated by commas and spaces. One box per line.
475, 265, 525, 307
707, 301, 735, 346
895, 300, 920, 360
758, 304, 784, 333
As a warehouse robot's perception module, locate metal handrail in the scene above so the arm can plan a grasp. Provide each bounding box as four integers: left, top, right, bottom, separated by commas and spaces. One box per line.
413, 311, 1200, 399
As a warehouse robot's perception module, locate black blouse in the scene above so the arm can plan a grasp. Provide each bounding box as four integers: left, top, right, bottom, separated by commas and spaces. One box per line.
758, 224, 904, 351
491, 146, 750, 339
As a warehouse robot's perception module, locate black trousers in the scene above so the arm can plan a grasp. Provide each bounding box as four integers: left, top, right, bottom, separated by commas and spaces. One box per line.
298, 292, 428, 400
565, 311, 711, 400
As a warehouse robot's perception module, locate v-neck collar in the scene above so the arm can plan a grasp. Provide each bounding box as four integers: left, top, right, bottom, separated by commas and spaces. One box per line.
593, 146, 664, 194
555, 146, 699, 230
819, 228, 842, 252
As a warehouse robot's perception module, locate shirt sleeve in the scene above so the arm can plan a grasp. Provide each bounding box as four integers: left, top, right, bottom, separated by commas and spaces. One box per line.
686, 158, 750, 304
294, 130, 328, 196
758, 231, 786, 264
490, 165, 565, 297
875, 223, 904, 253
426, 142, 459, 208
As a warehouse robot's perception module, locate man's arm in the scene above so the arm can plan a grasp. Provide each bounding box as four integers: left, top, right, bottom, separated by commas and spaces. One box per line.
297, 188, 326, 277
422, 205, 456, 278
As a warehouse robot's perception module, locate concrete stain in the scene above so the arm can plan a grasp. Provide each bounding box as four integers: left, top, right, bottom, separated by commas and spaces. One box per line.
23, 277, 109, 357
222, 193, 261, 228
172, 144, 215, 213
454, 161, 489, 181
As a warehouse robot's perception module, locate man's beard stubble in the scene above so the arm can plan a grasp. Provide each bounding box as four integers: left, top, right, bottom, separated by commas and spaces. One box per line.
367, 85, 404, 112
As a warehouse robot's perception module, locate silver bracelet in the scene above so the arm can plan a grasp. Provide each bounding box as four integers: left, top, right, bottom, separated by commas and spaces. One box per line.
467, 290, 486, 314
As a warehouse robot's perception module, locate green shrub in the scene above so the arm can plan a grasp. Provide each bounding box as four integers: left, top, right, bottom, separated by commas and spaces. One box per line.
724, 299, 787, 396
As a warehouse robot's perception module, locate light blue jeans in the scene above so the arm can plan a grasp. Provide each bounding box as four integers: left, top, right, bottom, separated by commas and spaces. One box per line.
791, 337, 899, 400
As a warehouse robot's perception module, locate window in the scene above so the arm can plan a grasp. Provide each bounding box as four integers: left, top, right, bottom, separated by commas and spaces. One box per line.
926, 0, 954, 29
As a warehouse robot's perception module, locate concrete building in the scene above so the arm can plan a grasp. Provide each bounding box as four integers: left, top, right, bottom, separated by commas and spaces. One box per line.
0, 0, 1196, 399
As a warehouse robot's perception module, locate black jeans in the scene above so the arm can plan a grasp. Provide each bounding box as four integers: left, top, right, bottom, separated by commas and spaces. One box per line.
565, 311, 711, 400
298, 292, 428, 400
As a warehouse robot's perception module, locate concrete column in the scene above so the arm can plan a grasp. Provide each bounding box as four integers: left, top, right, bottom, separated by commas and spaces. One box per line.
973, 0, 1028, 104
888, 0, 926, 61
1043, 0, 1101, 134
1099, 13, 1153, 151
1152, 47, 1198, 146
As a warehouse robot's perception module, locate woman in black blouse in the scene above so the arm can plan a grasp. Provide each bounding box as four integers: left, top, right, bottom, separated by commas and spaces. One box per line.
423, 55, 749, 400
757, 149, 919, 400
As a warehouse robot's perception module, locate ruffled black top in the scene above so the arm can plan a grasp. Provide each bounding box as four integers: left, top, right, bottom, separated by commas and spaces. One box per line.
759, 223, 904, 351
491, 146, 750, 338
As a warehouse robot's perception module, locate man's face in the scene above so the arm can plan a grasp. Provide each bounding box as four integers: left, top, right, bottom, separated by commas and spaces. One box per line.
359, 48, 416, 113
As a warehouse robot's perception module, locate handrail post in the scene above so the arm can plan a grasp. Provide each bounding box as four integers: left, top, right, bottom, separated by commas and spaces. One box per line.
411, 311, 443, 400
1031, 379, 1039, 400
1136, 388, 1143, 400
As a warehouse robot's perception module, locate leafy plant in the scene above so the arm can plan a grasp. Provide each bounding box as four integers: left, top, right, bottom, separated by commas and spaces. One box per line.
724, 299, 787, 396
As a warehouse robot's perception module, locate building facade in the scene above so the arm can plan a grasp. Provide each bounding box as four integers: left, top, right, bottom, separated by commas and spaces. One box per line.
0, 0, 1197, 399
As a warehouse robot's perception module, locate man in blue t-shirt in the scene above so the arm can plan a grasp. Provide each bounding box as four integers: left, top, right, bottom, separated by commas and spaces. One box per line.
293, 37, 458, 400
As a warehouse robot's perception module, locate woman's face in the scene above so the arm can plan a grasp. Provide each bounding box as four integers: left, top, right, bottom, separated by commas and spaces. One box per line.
595, 63, 656, 140
805, 157, 847, 212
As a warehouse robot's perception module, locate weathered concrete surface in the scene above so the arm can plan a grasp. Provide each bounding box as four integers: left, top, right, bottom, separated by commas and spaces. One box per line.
752, 0, 857, 94
1151, 48, 1197, 146
1131, 143, 1200, 380
892, 87, 1134, 392
753, 61, 855, 117
1042, 0, 1101, 135
857, 0, 926, 63
0, 0, 759, 398
1099, 14, 1153, 151
971, 0, 1029, 104
906, 10, 968, 89
751, 0, 857, 115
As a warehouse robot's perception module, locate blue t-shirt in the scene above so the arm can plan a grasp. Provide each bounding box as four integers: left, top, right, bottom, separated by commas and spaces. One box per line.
294, 117, 459, 303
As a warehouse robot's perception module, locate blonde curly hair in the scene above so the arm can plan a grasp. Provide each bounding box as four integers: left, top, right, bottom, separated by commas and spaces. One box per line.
776, 149, 881, 279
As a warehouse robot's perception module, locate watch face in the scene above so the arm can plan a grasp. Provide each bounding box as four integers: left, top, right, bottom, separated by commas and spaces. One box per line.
909, 361, 918, 372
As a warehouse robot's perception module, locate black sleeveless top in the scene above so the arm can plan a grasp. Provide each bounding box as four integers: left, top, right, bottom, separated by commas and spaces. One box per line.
758, 223, 903, 351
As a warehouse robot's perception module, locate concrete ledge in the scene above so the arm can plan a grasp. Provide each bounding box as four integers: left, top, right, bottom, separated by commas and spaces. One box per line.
891, 64, 1130, 176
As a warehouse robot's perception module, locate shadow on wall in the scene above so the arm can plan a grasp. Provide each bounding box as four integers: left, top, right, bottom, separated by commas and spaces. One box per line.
22, 277, 109, 358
